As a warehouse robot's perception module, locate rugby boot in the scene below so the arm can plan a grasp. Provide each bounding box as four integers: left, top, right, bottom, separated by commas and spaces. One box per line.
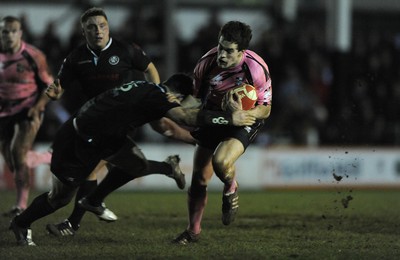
172, 230, 199, 245
78, 197, 118, 222
165, 155, 186, 190
3, 206, 24, 218
9, 218, 36, 246
222, 183, 239, 225
46, 219, 78, 237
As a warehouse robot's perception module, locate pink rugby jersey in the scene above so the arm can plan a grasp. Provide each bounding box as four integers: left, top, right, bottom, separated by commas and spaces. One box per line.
193, 47, 272, 111
0, 41, 53, 117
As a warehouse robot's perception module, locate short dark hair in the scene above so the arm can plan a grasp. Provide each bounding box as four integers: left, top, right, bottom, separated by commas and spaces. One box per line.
163, 73, 193, 96
218, 21, 252, 51
2, 16, 21, 24
80, 7, 108, 26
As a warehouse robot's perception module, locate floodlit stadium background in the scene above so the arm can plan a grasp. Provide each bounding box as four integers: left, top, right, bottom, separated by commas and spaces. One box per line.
1, 0, 399, 190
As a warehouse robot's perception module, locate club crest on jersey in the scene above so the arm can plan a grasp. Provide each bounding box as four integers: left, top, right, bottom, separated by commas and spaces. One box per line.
109, 56, 120, 65
235, 77, 244, 86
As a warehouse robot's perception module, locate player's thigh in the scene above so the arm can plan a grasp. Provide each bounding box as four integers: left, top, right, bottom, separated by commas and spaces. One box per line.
213, 138, 244, 167
105, 139, 148, 175
0, 119, 14, 159
13, 117, 42, 149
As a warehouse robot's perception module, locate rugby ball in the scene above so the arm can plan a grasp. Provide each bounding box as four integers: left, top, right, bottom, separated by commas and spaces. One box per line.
232, 84, 257, 110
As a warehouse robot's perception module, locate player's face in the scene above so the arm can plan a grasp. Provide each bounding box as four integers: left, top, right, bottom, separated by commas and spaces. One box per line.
1, 21, 22, 53
82, 15, 110, 50
216, 36, 244, 69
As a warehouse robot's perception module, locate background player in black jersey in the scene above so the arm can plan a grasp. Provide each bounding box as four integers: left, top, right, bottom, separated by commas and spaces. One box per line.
9, 74, 257, 246
45, 7, 195, 237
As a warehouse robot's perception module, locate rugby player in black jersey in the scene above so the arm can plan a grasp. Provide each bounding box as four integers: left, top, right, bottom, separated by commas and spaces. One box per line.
9, 73, 256, 246
45, 7, 195, 236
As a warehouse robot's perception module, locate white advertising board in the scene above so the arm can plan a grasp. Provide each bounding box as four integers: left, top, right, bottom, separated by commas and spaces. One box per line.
1, 144, 399, 191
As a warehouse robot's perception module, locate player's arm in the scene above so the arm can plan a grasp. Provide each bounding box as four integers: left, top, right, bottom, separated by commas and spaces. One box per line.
28, 52, 53, 119
223, 85, 271, 120
144, 62, 160, 84
166, 106, 256, 127
149, 118, 196, 145
249, 104, 271, 119
149, 93, 197, 144
27, 89, 51, 124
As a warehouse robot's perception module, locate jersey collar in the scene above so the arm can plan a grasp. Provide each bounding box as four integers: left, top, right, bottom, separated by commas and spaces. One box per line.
86, 37, 113, 57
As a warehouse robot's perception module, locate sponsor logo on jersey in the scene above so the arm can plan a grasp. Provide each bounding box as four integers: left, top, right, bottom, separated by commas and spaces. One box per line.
212, 116, 229, 125
119, 81, 138, 91
235, 77, 244, 86
109, 56, 120, 65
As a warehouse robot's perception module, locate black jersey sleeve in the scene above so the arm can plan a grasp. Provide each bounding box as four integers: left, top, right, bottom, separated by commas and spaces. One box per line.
126, 42, 151, 72
57, 50, 82, 89
57, 51, 78, 91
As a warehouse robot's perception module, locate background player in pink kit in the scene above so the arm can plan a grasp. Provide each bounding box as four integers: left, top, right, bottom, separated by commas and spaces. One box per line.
0, 16, 53, 217
174, 21, 272, 244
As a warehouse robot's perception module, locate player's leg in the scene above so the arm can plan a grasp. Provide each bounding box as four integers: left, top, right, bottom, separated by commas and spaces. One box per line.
10, 175, 78, 246
129, 128, 186, 189
67, 162, 102, 227
173, 145, 214, 245
78, 142, 148, 219
46, 161, 105, 236
212, 139, 244, 225
8, 112, 42, 216
0, 117, 21, 217
145, 155, 186, 189
213, 122, 264, 225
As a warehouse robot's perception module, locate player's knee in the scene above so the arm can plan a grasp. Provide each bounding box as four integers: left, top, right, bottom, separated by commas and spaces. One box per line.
107, 143, 148, 175
47, 193, 74, 209
212, 159, 235, 185
10, 149, 29, 169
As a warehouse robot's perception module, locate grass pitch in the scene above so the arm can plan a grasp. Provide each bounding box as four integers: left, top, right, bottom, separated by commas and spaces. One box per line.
0, 189, 399, 259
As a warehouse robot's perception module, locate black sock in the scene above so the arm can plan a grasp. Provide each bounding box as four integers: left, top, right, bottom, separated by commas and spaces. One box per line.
87, 167, 133, 206
15, 192, 56, 228
142, 160, 171, 177
68, 180, 97, 230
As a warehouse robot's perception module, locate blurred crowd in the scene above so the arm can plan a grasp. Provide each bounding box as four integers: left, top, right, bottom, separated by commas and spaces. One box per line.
14, 8, 400, 147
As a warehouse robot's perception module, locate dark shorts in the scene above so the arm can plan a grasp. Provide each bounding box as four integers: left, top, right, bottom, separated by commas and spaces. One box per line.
0, 109, 30, 140
191, 119, 264, 151
50, 118, 126, 186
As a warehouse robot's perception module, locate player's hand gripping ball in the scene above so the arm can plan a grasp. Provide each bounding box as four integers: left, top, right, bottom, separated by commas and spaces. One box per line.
229, 84, 257, 110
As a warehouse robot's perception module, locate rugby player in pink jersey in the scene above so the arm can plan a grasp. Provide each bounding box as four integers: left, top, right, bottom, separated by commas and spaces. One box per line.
174, 21, 272, 244
0, 16, 53, 217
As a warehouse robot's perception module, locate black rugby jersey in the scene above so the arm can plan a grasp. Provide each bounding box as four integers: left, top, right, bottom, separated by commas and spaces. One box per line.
58, 38, 151, 100
75, 81, 180, 139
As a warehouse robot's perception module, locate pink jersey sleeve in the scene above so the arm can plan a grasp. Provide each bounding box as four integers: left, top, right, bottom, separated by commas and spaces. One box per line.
244, 50, 272, 106
25, 43, 54, 86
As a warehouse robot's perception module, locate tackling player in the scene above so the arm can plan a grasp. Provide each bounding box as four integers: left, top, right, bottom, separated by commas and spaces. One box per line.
173, 21, 272, 244
45, 7, 195, 236
9, 74, 257, 246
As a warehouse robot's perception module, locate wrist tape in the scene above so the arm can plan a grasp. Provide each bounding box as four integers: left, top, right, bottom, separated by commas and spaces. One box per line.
197, 110, 233, 126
